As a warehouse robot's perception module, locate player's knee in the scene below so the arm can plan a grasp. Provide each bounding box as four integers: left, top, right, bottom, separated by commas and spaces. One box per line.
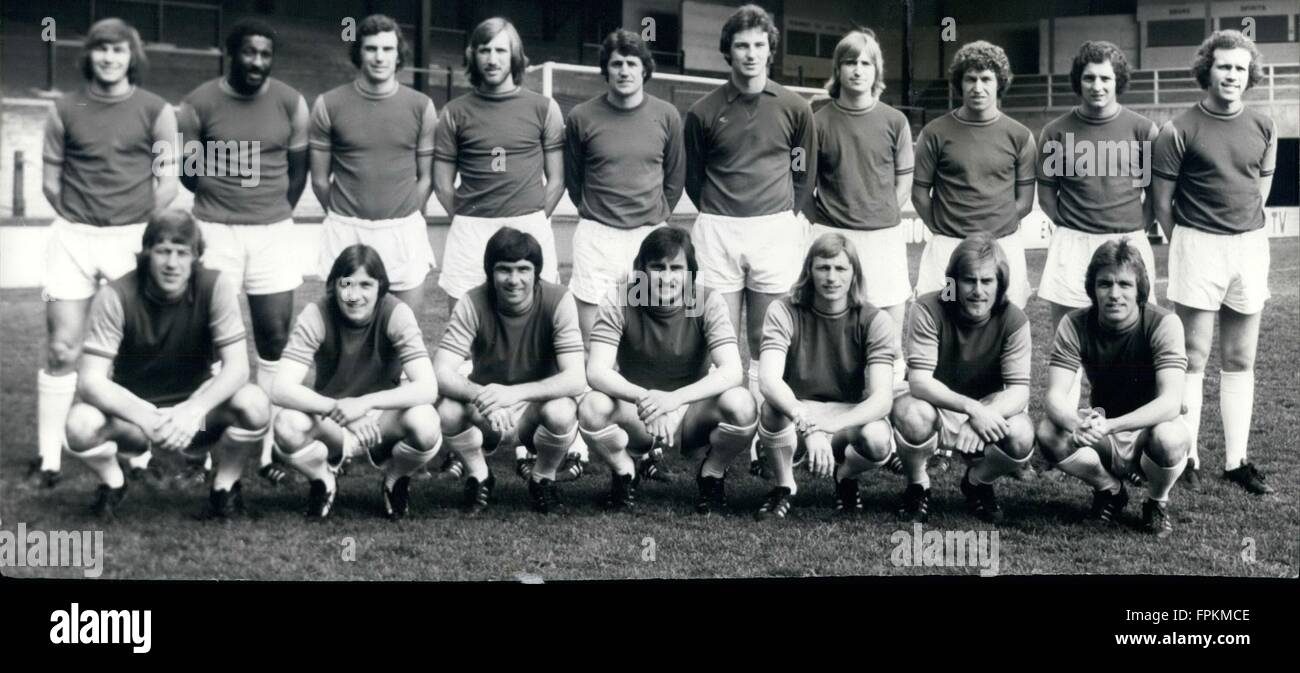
229, 384, 271, 429
1219, 347, 1256, 372
717, 386, 757, 426
402, 406, 442, 449
64, 404, 107, 452
273, 409, 315, 451
46, 336, 81, 373
891, 400, 937, 444
253, 323, 292, 361
437, 398, 472, 433
539, 397, 578, 434
577, 391, 616, 429
1035, 417, 1074, 463
1000, 414, 1035, 460
1147, 420, 1189, 466
858, 420, 893, 462
759, 400, 788, 429
1183, 347, 1210, 374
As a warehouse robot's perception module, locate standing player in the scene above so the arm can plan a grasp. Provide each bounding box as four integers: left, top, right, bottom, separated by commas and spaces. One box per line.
565, 29, 684, 338
756, 233, 896, 518
809, 29, 912, 383
564, 28, 685, 483
1152, 30, 1277, 495
433, 228, 586, 514
65, 211, 269, 520
310, 14, 438, 319
1037, 41, 1159, 410
580, 227, 756, 512
684, 3, 816, 427
271, 245, 442, 520
891, 235, 1035, 522
913, 41, 1035, 308
1037, 240, 1189, 536
433, 17, 565, 306
177, 19, 310, 485
36, 18, 178, 488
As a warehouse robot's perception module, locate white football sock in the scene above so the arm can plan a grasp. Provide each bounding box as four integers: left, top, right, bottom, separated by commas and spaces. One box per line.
1219, 370, 1253, 471
893, 428, 937, 490
385, 439, 440, 489
1054, 446, 1121, 494
580, 423, 634, 476
446, 426, 487, 481
1182, 371, 1204, 468
702, 419, 757, 480
256, 357, 279, 468
532, 423, 577, 481
1141, 453, 1186, 504
213, 424, 266, 491
758, 421, 798, 492
37, 369, 77, 472
70, 441, 124, 488
968, 443, 1027, 485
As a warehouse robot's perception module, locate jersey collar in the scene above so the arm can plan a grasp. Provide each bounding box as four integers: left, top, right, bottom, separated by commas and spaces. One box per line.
724, 79, 778, 103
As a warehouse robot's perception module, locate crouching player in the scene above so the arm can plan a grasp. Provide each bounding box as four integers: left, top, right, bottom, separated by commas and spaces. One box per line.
271, 245, 442, 520
891, 235, 1035, 523
580, 228, 756, 512
433, 228, 586, 514
1036, 240, 1189, 537
66, 210, 269, 520
756, 233, 896, 518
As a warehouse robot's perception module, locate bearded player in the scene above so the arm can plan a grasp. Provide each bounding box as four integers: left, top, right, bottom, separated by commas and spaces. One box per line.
891, 235, 1035, 523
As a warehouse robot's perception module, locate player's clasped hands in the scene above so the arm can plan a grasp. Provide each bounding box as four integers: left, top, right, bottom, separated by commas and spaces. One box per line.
486, 407, 518, 442
473, 383, 523, 417
966, 403, 1010, 444
151, 403, 205, 452
954, 422, 987, 455
328, 397, 372, 426
1071, 408, 1108, 448
638, 390, 680, 447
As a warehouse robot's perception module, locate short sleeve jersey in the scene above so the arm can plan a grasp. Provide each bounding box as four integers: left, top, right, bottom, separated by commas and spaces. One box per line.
906, 291, 1032, 400
309, 82, 437, 220
760, 299, 895, 402
1036, 106, 1158, 234
913, 111, 1036, 238
281, 294, 429, 399
178, 77, 310, 224
1151, 102, 1277, 235
1050, 303, 1187, 418
438, 281, 584, 385
812, 100, 914, 231
432, 87, 564, 218
589, 286, 735, 391
42, 86, 171, 226
83, 268, 244, 405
